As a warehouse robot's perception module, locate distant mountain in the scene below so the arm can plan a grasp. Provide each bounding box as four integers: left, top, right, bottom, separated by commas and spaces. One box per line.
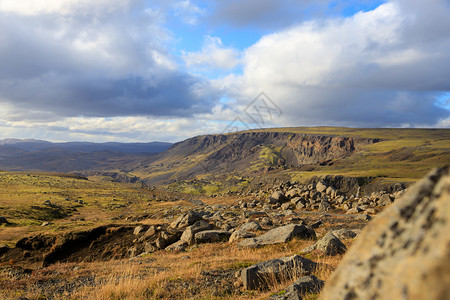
0, 139, 172, 154
0, 139, 172, 173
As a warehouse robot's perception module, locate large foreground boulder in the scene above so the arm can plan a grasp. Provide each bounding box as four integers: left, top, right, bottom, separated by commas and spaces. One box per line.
319, 166, 450, 300
242, 255, 318, 290
239, 224, 316, 248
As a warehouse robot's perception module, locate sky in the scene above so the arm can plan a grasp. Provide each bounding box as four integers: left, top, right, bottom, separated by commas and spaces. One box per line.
0, 0, 449, 143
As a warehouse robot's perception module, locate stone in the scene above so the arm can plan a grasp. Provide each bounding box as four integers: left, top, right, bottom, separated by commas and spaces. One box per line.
331, 229, 359, 240
281, 202, 294, 210
285, 188, 301, 199
239, 224, 316, 248
318, 201, 331, 212
242, 255, 318, 290
0, 216, 8, 224
319, 167, 450, 300
316, 181, 328, 193
0, 244, 9, 255
170, 211, 203, 229
291, 197, 305, 206
229, 229, 256, 243
133, 225, 144, 235
269, 191, 286, 204
271, 275, 325, 300
240, 221, 261, 232
346, 206, 363, 214
194, 230, 231, 244
301, 232, 346, 256
165, 240, 188, 252
379, 193, 393, 206
180, 220, 212, 245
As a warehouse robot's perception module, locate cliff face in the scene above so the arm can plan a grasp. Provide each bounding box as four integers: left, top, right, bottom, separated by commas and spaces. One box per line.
137, 132, 380, 183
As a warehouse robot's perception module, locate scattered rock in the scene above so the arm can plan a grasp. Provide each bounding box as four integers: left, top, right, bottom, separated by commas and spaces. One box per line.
170, 211, 203, 229
239, 224, 316, 248
195, 230, 231, 244
271, 275, 325, 300
301, 232, 346, 256
319, 167, 450, 300
316, 181, 328, 193
331, 229, 359, 240
180, 220, 212, 245
269, 191, 286, 204
165, 240, 188, 252
133, 226, 144, 235
241, 255, 318, 290
229, 229, 256, 243
240, 221, 261, 232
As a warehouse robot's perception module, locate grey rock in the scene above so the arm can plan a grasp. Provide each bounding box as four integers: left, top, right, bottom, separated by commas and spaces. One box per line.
242, 255, 318, 290
170, 211, 203, 229
269, 191, 287, 204
281, 202, 295, 210
291, 197, 305, 206
229, 229, 256, 243
133, 225, 144, 235
316, 181, 327, 193
271, 275, 325, 300
301, 232, 346, 256
240, 221, 261, 232
331, 229, 359, 240
285, 188, 301, 199
319, 166, 450, 300
180, 220, 212, 245
194, 230, 231, 244
165, 240, 188, 252
239, 224, 316, 248
355, 214, 372, 221
379, 193, 393, 206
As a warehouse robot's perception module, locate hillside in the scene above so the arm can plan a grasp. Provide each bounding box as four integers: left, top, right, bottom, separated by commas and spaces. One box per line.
127, 127, 450, 187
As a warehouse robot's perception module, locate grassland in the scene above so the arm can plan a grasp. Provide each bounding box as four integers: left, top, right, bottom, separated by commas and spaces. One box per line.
0, 171, 366, 299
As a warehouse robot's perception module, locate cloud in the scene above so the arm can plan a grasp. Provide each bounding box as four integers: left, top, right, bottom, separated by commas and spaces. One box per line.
0, 0, 220, 121
224, 0, 450, 128
182, 36, 241, 72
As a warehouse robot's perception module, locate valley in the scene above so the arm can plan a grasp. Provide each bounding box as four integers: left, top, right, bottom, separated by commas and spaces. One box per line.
0, 127, 449, 299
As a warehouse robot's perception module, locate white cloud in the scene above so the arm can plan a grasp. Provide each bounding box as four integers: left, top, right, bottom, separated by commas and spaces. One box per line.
0, 0, 132, 16
224, 1, 449, 128
183, 36, 241, 72
173, 0, 205, 25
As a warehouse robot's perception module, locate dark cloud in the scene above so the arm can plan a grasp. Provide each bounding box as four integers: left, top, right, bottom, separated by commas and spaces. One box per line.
206, 0, 385, 29
0, 2, 220, 121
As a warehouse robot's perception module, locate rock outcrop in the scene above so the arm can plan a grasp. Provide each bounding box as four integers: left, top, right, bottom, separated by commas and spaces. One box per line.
319, 166, 450, 300
271, 275, 325, 300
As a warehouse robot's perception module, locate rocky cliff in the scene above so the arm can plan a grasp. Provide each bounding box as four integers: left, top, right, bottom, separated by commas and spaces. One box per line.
136, 131, 379, 184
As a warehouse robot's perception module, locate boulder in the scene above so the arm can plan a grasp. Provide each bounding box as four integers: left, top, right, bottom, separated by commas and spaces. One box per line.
331, 229, 359, 240
285, 188, 301, 199
239, 224, 316, 248
378, 193, 393, 206
180, 220, 212, 245
170, 211, 203, 229
269, 191, 286, 204
241, 255, 318, 290
301, 232, 346, 256
229, 229, 256, 243
271, 275, 325, 300
316, 181, 328, 193
319, 167, 450, 300
240, 221, 261, 232
165, 240, 188, 252
194, 230, 231, 244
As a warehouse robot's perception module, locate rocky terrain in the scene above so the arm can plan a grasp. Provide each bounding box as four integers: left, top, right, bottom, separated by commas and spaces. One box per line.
0, 127, 449, 299
0, 166, 448, 299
